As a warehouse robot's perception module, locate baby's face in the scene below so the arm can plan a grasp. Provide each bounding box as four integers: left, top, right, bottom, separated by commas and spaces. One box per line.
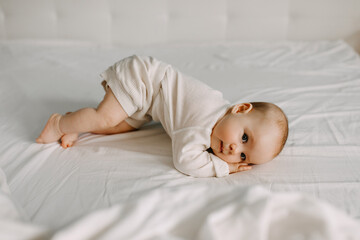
210, 104, 280, 165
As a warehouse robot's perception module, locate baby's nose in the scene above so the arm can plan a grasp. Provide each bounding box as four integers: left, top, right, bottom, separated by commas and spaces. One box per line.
229, 143, 241, 154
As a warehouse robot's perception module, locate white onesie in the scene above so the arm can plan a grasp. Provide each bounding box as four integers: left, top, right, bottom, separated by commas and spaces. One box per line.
100, 55, 230, 177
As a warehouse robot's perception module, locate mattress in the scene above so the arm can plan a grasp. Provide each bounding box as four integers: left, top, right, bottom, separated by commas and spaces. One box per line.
0, 40, 360, 239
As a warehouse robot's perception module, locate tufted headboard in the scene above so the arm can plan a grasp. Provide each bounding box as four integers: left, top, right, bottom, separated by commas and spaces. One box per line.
0, 0, 359, 52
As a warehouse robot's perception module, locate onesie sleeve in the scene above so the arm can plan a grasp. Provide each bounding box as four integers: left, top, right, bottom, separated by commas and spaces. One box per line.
172, 128, 230, 178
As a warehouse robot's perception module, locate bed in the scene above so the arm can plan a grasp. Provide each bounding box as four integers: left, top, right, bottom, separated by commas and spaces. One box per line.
1, 1, 360, 240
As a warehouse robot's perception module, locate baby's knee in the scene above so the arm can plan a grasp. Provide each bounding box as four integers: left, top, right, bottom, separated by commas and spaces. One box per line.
96, 108, 120, 129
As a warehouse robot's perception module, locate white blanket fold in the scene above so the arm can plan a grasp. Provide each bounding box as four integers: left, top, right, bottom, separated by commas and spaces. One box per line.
0, 168, 48, 240
51, 185, 360, 240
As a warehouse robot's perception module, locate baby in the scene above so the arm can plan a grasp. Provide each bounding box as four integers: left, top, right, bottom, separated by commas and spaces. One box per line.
36, 55, 288, 177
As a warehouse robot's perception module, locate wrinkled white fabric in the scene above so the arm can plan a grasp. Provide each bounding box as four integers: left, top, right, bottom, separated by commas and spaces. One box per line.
0, 40, 360, 237
0, 168, 48, 240
52, 185, 360, 240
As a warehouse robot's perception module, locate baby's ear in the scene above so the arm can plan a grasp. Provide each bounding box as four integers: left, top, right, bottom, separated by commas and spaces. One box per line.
231, 103, 253, 114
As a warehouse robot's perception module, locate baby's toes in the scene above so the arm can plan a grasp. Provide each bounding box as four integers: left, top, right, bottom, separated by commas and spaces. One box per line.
61, 133, 78, 148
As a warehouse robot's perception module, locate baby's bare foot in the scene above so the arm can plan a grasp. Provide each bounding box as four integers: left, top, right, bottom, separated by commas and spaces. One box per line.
60, 133, 78, 148
59, 112, 78, 148
36, 113, 63, 144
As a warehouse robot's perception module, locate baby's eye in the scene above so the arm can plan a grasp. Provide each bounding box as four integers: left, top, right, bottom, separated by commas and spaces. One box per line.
241, 152, 246, 161
242, 133, 248, 143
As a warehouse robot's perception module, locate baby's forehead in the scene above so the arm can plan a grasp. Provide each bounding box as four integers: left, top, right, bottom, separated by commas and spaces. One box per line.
254, 110, 283, 127
249, 116, 282, 145
260, 120, 282, 136
251, 128, 282, 163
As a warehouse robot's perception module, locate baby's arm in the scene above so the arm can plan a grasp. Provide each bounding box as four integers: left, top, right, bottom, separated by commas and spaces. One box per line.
172, 129, 230, 177
172, 128, 253, 177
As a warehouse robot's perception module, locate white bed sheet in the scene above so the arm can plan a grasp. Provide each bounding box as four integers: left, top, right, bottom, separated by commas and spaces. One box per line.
0, 40, 360, 238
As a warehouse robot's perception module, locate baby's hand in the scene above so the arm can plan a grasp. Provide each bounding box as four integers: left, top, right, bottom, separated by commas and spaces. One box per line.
228, 163, 252, 174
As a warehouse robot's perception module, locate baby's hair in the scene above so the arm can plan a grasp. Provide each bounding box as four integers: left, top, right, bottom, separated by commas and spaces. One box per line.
250, 102, 289, 157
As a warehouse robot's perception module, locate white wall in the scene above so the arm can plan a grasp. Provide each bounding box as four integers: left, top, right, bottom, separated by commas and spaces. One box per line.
0, 0, 359, 52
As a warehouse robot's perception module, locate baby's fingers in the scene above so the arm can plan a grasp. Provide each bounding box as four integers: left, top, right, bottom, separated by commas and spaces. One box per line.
228, 162, 252, 173
237, 164, 252, 172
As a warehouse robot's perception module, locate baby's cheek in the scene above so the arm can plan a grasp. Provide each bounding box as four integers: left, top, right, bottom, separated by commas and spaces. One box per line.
209, 135, 215, 148
218, 123, 235, 140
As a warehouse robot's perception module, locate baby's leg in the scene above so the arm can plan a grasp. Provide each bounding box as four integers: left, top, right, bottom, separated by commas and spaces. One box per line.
36, 114, 63, 144
36, 88, 128, 144
60, 112, 79, 148
60, 115, 136, 148
60, 133, 79, 148
92, 120, 136, 135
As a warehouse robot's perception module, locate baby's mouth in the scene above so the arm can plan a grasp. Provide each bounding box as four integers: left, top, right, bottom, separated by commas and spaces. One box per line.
220, 140, 223, 153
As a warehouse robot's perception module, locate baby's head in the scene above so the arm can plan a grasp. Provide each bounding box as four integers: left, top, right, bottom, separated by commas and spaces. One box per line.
210, 102, 288, 165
